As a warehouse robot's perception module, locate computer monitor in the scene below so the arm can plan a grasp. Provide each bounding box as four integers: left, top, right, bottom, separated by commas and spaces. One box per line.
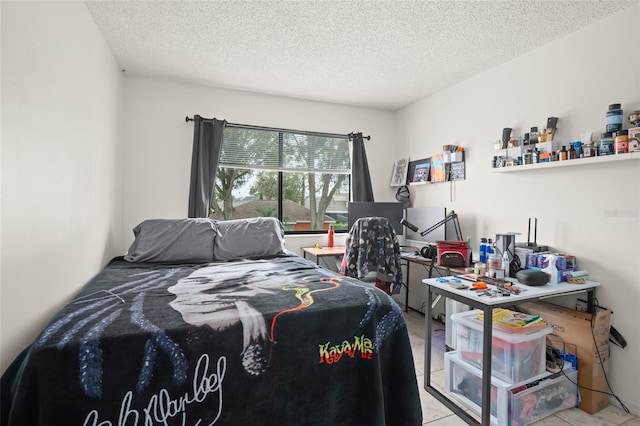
403, 207, 447, 247
348, 202, 404, 236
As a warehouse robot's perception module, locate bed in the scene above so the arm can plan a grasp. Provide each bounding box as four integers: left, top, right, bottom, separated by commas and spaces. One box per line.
1, 217, 422, 426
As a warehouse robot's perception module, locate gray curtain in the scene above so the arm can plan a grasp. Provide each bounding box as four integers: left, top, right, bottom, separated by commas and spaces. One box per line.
351, 132, 374, 202
188, 116, 225, 218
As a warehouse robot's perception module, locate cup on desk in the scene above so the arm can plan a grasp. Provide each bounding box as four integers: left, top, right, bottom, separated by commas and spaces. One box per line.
474, 262, 486, 276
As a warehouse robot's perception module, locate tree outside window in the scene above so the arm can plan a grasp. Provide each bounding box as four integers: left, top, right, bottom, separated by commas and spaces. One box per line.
210, 126, 350, 232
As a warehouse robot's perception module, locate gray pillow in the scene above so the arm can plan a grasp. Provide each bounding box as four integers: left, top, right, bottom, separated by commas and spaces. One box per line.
213, 217, 286, 261
124, 218, 217, 263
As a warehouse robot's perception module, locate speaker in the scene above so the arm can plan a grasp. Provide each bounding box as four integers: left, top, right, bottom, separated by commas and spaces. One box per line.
516, 269, 549, 286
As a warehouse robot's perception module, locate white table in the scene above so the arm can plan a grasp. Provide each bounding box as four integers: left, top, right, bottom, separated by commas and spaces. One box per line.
422, 277, 600, 425
400, 251, 468, 313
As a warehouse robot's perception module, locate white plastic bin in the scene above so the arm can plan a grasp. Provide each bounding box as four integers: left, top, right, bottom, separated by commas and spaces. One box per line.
444, 352, 551, 425
452, 310, 552, 384
445, 299, 471, 349
509, 368, 578, 426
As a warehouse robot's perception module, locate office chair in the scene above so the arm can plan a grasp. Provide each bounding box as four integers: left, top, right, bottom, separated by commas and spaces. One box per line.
340, 216, 403, 295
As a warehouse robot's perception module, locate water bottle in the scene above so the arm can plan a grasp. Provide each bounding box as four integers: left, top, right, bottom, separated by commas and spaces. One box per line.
486, 239, 494, 258
327, 224, 335, 248
541, 254, 558, 284
502, 251, 510, 277
479, 238, 488, 263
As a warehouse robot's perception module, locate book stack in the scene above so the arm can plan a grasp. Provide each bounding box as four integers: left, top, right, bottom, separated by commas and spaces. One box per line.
476, 308, 548, 333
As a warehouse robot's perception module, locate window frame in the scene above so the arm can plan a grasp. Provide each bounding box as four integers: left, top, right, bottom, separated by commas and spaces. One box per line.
214, 123, 352, 235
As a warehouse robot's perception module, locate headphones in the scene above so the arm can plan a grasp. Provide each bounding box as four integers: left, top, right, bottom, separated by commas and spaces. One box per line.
395, 185, 411, 208
420, 244, 437, 260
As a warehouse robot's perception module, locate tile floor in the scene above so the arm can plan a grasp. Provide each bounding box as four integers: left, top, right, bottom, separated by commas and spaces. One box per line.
403, 310, 639, 425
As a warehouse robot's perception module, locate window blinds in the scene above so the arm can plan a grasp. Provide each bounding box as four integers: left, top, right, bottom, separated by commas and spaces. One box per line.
219, 126, 351, 174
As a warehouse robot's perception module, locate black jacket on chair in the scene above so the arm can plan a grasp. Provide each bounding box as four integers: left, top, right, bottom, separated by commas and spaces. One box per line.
341, 217, 403, 294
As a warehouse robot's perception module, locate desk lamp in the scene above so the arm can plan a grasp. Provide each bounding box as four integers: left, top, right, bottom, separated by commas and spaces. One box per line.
400, 210, 464, 258
400, 211, 464, 310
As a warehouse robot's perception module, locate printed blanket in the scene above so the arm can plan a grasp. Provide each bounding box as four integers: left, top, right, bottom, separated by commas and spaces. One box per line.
1, 254, 422, 426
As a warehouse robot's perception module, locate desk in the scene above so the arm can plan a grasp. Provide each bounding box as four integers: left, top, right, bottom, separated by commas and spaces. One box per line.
401, 252, 468, 314
422, 278, 599, 425
302, 246, 345, 266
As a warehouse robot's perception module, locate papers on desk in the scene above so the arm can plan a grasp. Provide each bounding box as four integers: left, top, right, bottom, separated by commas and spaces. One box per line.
475, 308, 548, 333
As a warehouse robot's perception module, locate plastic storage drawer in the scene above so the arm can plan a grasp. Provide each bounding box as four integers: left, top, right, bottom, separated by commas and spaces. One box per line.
509, 369, 578, 426
452, 310, 552, 384
444, 351, 502, 425
444, 351, 551, 425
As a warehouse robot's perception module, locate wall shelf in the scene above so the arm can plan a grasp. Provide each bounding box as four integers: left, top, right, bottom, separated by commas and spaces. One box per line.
491, 151, 640, 173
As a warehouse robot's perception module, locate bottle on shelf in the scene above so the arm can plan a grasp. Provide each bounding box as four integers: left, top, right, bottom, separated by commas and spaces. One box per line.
614, 129, 629, 154
606, 103, 623, 133
530, 127, 540, 144
599, 132, 614, 156
532, 149, 539, 163
558, 145, 568, 161
568, 144, 577, 160
327, 224, 335, 248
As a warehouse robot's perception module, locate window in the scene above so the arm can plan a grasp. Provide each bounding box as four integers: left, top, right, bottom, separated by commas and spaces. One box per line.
210, 125, 351, 233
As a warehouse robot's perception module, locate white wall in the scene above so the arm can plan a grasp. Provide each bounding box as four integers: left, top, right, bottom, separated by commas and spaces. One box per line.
397, 4, 640, 413
119, 76, 397, 254
0, 2, 123, 372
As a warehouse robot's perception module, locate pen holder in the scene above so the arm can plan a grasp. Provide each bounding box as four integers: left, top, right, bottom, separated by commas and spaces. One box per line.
450, 151, 464, 162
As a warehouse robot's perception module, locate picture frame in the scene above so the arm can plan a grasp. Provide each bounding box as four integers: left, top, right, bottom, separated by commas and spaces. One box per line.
408, 158, 431, 184
449, 161, 466, 180
390, 157, 409, 187
411, 162, 430, 183
430, 154, 446, 183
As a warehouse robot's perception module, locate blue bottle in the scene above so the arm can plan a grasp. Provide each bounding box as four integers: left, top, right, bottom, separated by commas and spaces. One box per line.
486, 239, 495, 259
479, 238, 488, 263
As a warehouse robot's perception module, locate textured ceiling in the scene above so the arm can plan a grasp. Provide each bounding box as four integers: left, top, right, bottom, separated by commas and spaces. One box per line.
85, 0, 637, 111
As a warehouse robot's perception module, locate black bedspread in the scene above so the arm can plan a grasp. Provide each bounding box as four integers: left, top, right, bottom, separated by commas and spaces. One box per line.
1, 254, 422, 426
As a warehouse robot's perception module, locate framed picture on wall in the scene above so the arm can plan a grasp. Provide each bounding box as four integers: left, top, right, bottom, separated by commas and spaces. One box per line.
408, 158, 431, 184
430, 154, 446, 183
390, 157, 409, 187
412, 162, 430, 183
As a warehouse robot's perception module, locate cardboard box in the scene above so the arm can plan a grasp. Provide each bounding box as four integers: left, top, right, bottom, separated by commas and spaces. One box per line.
518, 301, 612, 414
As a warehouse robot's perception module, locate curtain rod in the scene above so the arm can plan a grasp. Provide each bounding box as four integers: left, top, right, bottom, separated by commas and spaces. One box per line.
185, 116, 370, 140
